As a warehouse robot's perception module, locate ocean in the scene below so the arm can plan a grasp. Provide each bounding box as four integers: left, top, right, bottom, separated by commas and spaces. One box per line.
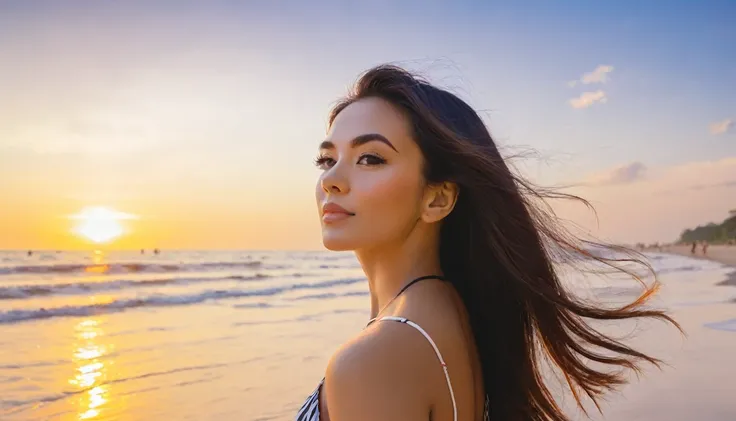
1, 249, 735, 421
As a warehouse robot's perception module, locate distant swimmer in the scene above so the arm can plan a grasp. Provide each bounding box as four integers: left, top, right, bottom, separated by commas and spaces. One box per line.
153, 248, 160, 255
141, 249, 145, 254
27, 250, 33, 257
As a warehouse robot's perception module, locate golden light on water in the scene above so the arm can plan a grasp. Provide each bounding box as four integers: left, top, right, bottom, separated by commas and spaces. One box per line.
69, 318, 114, 420
69, 207, 138, 244
85, 250, 110, 274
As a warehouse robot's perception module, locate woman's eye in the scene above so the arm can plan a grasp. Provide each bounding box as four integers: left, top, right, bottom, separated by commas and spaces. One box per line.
357, 154, 386, 166
315, 154, 385, 169
314, 156, 335, 169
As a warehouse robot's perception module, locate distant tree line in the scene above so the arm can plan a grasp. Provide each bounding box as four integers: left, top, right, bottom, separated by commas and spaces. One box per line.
679, 209, 736, 243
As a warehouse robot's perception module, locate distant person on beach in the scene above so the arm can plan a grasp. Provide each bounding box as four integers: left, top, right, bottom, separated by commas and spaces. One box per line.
297, 65, 678, 421
702, 242, 709, 255
691, 242, 697, 254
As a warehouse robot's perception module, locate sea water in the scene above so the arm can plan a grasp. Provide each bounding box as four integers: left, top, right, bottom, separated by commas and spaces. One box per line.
0, 250, 734, 420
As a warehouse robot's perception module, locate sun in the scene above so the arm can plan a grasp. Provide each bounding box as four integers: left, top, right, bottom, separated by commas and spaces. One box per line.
70, 207, 138, 244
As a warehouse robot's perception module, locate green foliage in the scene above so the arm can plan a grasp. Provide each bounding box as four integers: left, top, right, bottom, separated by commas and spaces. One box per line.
680, 211, 736, 243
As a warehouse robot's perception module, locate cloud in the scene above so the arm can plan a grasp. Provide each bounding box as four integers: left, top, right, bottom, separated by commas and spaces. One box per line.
68, 206, 139, 220
569, 90, 608, 109
2, 109, 162, 155
582, 157, 736, 194
709, 118, 734, 135
585, 161, 647, 186
657, 180, 736, 195
581, 65, 614, 84
557, 157, 736, 244
653, 157, 736, 194
568, 65, 614, 88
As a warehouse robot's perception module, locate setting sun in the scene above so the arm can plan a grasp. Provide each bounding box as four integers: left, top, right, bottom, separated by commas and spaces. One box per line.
69, 207, 138, 244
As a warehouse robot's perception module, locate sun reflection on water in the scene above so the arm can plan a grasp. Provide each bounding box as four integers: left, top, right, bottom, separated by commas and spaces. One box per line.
69, 318, 114, 420
85, 250, 110, 274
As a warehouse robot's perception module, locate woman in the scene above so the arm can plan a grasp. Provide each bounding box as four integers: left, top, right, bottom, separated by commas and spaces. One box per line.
296, 65, 678, 421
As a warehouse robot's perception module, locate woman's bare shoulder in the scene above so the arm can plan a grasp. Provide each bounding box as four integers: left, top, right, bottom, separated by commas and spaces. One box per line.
321, 321, 436, 421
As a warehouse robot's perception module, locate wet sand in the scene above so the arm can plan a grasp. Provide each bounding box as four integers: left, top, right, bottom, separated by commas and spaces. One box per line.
660, 244, 736, 286
580, 248, 736, 421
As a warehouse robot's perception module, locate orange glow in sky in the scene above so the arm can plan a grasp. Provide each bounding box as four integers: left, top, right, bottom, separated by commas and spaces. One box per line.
1, 3, 733, 251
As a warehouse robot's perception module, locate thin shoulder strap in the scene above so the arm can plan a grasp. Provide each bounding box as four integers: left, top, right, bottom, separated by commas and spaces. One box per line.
376, 316, 458, 421
366, 275, 446, 326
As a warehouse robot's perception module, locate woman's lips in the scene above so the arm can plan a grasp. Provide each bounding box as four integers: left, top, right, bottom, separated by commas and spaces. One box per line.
322, 212, 353, 223
321, 202, 355, 223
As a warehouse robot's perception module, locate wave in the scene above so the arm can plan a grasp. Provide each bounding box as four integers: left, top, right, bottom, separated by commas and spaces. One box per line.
656, 265, 702, 274
0, 277, 365, 324
0, 274, 272, 300
0, 260, 266, 276
231, 308, 367, 327
704, 318, 736, 333
292, 290, 369, 301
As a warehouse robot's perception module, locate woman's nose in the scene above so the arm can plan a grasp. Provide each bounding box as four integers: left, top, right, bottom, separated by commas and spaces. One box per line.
320, 166, 349, 194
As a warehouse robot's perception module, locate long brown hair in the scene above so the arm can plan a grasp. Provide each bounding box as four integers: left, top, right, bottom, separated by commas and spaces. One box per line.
328, 65, 680, 421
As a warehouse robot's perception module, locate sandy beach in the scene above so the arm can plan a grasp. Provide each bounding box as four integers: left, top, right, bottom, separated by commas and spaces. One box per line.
660, 244, 736, 286
661, 244, 736, 267
580, 245, 736, 421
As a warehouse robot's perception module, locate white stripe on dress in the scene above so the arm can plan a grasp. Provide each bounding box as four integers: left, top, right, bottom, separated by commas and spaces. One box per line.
295, 379, 321, 421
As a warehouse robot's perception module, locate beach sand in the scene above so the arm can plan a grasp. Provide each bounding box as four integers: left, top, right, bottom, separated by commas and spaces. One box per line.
660, 244, 736, 286
661, 244, 736, 267
577, 245, 736, 421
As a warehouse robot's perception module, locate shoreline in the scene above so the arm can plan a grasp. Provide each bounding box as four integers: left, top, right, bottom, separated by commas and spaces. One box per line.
653, 244, 736, 287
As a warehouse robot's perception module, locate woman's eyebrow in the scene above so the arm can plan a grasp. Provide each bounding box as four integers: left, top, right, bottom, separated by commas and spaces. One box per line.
319, 133, 398, 152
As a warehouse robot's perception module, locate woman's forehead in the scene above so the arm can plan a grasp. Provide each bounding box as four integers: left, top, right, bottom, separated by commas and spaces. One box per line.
327, 98, 413, 147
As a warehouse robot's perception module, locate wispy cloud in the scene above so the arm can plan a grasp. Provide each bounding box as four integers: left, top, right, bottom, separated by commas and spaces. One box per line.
559, 157, 736, 243
68, 206, 139, 220
622, 158, 736, 197
680, 179, 736, 191
655, 158, 736, 194
581, 65, 614, 84
568, 65, 614, 87
569, 90, 608, 109
585, 161, 647, 186
709, 118, 734, 135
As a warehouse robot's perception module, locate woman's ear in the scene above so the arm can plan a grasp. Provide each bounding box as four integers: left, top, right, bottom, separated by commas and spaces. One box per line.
421, 181, 459, 223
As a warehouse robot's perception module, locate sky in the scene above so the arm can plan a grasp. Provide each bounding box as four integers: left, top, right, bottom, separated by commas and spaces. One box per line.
0, 0, 734, 250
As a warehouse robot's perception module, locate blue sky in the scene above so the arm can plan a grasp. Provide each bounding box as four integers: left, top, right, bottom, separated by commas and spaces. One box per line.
0, 1, 734, 248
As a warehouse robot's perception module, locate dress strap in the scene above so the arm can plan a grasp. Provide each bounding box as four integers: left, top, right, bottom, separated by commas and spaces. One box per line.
366, 275, 446, 326
394, 275, 446, 296
375, 316, 458, 421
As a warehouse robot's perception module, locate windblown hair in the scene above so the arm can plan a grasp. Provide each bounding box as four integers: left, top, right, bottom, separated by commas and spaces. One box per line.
328, 65, 679, 421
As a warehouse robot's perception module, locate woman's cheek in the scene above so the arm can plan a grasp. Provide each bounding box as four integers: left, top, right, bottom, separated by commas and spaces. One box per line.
357, 169, 421, 218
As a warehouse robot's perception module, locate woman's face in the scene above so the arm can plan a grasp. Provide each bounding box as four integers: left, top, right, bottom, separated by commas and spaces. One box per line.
315, 97, 428, 251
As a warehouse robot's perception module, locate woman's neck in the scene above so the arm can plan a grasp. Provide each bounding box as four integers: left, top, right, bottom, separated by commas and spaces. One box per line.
356, 235, 442, 318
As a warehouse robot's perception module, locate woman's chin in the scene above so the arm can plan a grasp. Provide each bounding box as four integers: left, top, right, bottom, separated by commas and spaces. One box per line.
321, 235, 356, 251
